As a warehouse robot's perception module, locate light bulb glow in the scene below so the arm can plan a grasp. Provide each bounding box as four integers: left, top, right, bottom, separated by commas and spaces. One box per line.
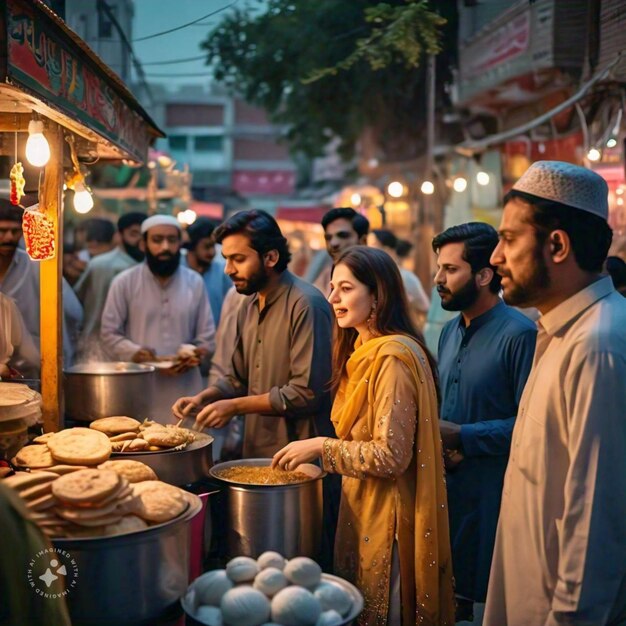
421, 180, 434, 195
387, 181, 404, 198
587, 148, 601, 162
476, 171, 490, 186
618, 198, 624, 206
453, 176, 468, 192
607, 138, 617, 148
350, 193, 362, 206
25, 120, 51, 167
73, 182, 94, 213
617, 188, 624, 195
177, 209, 196, 225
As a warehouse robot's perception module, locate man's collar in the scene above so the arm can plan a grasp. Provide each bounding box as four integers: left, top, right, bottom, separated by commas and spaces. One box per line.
252, 271, 293, 309
457, 299, 505, 333
539, 276, 614, 336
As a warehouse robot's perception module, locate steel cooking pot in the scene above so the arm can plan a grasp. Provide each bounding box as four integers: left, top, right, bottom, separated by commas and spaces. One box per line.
210, 458, 325, 559
63, 362, 156, 422
52, 493, 202, 626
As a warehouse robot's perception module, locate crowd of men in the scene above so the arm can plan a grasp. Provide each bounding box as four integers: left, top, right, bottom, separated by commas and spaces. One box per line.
1, 160, 625, 625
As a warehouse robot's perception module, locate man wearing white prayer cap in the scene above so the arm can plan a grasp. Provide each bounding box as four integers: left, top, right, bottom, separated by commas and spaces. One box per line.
101, 213, 216, 422
485, 161, 626, 626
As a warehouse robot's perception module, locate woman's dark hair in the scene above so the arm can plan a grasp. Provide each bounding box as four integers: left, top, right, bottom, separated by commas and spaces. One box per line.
330, 246, 439, 400
432, 222, 501, 293
504, 190, 613, 272
214, 210, 291, 272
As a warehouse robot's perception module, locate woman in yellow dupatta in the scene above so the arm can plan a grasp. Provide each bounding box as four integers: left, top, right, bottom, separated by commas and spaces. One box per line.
273, 247, 455, 626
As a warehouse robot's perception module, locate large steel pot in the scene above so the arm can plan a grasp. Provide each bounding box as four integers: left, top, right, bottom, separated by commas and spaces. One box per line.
114, 431, 214, 487
209, 458, 325, 560
63, 362, 156, 422
52, 493, 202, 626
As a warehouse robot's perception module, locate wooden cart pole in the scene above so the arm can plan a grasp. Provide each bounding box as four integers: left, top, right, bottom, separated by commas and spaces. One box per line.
40, 122, 64, 433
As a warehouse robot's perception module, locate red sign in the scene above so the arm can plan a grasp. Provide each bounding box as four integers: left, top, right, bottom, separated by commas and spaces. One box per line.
233, 170, 296, 196
5, 0, 152, 162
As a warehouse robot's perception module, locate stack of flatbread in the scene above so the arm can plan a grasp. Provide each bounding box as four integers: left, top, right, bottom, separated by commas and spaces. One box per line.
89, 416, 195, 453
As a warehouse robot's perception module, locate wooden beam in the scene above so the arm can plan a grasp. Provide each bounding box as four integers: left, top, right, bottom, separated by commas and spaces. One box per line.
0, 113, 35, 131
39, 122, 64, 433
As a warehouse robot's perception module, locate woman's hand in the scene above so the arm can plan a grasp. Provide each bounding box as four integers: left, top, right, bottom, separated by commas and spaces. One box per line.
271, 437, 326, 470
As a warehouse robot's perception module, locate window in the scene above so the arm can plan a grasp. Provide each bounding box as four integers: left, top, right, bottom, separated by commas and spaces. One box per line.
194, 136, 223, 152
169, 135, 188, 151
98, 4, 116, 39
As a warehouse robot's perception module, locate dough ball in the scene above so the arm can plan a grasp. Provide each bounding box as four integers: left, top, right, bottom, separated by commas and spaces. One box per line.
221, 586, 271, 626
226, 556, 260, 583
253, 567, 288, 597
313, 582, 352, 617
315, 610, 343, 626
195, 569, 234, 607
257, 550, 287, 571
195, 605, 223, 626
271, 586, 321, 626
284, 557, 322, 588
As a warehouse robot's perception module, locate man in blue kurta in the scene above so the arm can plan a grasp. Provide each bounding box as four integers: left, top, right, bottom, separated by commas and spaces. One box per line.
432, 222, 536, 622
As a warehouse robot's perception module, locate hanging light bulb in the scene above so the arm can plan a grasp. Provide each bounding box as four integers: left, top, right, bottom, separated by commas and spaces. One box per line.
453, 176, 468, 192
587, 148, 601, 162
73, 182, 94, 214
25, 119, 51, 167
476, 171, 490, 186
606, 138, 617, 148
350, 192, 362, 207
617, 197, 624, 207
387, 181, 404, 198
421, 180, 435, 195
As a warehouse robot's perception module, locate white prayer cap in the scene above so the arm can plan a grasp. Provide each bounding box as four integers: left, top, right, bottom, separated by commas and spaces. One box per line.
140, 214, 181, 234
512, 161, 608, 220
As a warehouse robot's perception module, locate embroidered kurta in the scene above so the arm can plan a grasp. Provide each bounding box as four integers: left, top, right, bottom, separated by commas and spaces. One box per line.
101, 263, 215, 422
484, 277, 626, 626
438, 302, 536, 601
322, 334, 455, 626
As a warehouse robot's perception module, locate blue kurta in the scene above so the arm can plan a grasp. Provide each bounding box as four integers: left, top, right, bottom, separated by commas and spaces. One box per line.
438, 301, 536, 601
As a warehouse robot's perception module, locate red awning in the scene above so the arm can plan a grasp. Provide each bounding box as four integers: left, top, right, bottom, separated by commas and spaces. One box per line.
276, 205, 329, 223
189, 201, 223, 220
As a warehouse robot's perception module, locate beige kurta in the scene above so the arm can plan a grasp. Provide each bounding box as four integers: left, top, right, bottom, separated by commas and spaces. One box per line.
484, 277, 626, 626
323, 335, 454, 626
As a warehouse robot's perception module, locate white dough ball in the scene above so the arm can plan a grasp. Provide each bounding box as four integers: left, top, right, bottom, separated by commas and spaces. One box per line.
221, 586, 271, 626
253, 567, 288, 597
195, 570, 234, 607
271, 586, 322, 626
315, 610, 343, 626
226, 556, 260, 583
257, 551, 287, 571
195, 605, 224, 626
284, 557, 322, 588
313, 582, 352, 617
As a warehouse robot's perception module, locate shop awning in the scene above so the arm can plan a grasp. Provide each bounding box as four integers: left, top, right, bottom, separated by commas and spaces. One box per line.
189, 200, 223, 220
276, 204, 329, 223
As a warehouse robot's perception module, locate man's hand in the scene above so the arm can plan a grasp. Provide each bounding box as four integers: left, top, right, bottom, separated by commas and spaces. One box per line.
195, 399, 239, 430
439, 420, 462, 450
161, 355, 200, 376
132, 347, 156, 363
271, 438, 326, 470
443, 448, 465, 471
172, 394, 203, 420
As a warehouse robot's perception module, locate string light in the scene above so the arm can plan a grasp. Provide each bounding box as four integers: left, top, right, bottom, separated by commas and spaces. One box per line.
587, 148, 601, 161
387, 181, 404, 198
606, 138, 617, 148
476, 171, 490, 186
25, 119, 50, 167
177, 209, 197, 225
617, 197, 624, 206
350, 192, 362, 206
73, 182, 94, 213
421, 180, 434, 195
453, 177, 468, 192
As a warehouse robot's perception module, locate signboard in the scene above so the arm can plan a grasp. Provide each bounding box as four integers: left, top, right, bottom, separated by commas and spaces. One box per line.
233, 170, 296, 196
3, 0, 151, 162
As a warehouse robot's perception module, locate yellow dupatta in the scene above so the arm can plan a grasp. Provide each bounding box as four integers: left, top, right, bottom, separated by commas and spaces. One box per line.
332, 334, 455, 626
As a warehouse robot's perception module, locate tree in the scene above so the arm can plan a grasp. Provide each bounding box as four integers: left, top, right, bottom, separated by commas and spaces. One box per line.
201, 0, 456, 163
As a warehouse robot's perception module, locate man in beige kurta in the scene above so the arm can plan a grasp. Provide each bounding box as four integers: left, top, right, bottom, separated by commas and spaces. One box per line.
485, 161, 626, 626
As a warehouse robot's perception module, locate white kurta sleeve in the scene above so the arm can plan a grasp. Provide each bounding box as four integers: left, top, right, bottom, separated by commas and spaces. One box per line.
547, 348, 626, 625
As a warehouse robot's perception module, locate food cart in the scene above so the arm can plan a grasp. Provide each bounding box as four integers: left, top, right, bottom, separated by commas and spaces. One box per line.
0, 0, 163, 430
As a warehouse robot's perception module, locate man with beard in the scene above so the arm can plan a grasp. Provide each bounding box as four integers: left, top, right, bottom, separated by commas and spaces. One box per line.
101, 214, 215, 423
432, 222, 536, 623
74, 212, 147, 360
484, 162, 626, 626
173, 209, 333, 456
0, 201, 83, 366
305, 207, 369, 295
182, 217, 231, 327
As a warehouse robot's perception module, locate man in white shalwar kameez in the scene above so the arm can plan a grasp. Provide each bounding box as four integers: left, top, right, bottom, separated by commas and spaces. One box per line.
101, 215, 215, 423
485, 161, 626, 626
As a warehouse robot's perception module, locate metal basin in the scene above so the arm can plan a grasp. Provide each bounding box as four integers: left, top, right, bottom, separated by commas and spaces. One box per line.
52, 493, 202, 626
210, 458, 325, 560
114, 432, 214, 487
63, 362, 156, 423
